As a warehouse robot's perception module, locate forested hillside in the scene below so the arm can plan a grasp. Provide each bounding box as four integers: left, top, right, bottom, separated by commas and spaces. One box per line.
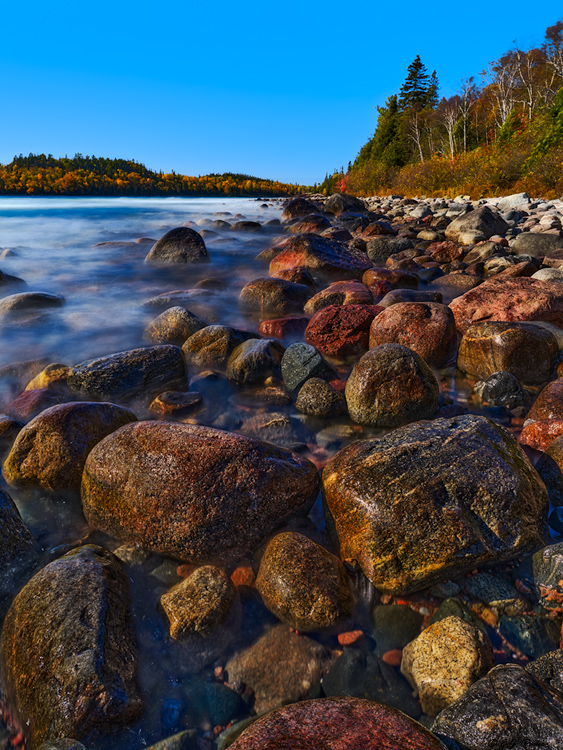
321, 21, 563, 198
0, 154, 308, 197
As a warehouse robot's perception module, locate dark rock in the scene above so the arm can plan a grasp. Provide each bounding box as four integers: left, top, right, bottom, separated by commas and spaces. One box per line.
366, 236, 415, 264
68, 345, 187, 402
82, 421, 320, 566
499, 615, 558, 659
321, 649, 421, 718
474, 371, 527, 408
149, 391, 202, 416
145, 227, 209, 264
0, 292, 65, 320
379, 289, 443, 307
255, 531, 354, 632
183, 680, 244, 729
281, 197, 319, 221
226, 338, 285, 385
322, 415, 548, 594
143, 730, 198, 750
280, 342, 335, 394
230, 697, 446, 749
0, 486, 39, 609
372, 604, 423, 656
526, 649, 563, 696
295, 378, 347, 417
533, 542, 563, 612
511, 232, 563, 258
232, 221, 262, 232
0, 545, 143, 748
432, 664, 563, 750
239, 278, 311, 316
183, 325, 255, 372
269, 234, 372, 283
345, 344, 440, 427
325, 193, 367, 216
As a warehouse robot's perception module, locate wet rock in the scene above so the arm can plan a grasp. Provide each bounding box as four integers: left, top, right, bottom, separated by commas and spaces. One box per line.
281, 197, 319, 221
255, 531, 354, 632
304, 281, 373, 314
0, 545, 143, 748
325, 193, 366, 216
225, 624, 335, 715
239, 277, 311, 316
345, 344, 440, 427
378, 289, 443, 307
37, 741, 87, 750
144, 289, 217, 316
148, 391, 202, 416
68, 345, 187, 402
526, 649, 563, 696
536, 452, 563, 508
144, 306, 207, 346
464, 572, 528, 615
3, 401, 136, 493
368, 302, 456, 368
145, 227, 209, 264
82, 421, 320, 566
363, 267, 419, 291
0, 414, 24, 458
143, 730, 198, 750
322, 415, 548, 594
511, 231, 563, 258
229, 697, 446, 749
499, 615, 558, 659
533, 542, 563, 612
401, 616, 494, 716
527, 378, 563, 421
291, 214, 332, 234
432, 664, 563, 750
232, 221, 262, 232
226, 338, 285, 385
429, 598, 479, 628
183, 325, 254, 371
240, 412, 304, 447
445, 205, 509, 244
24, 363, 71, 392
280, 342, 335, 394
430, 241, 465, 263
269, 234, 372, 283
321, 649, 421, 718
305, 304, 382, 360
6, 388, 71, 421
457, 321, 558, 384
449, 276, 563, 334
474, 371, 527, 408
366, 236, 414, 264
160, 565, 240, 671
0, 486, 39, 609
258, 316, 309, 339
295, 378, 347, 417
0, 292, 65, 320
182, 680, 244, 730
372, 604, 424, 656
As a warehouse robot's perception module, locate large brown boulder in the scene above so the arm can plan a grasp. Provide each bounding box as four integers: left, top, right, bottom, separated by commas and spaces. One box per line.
3, 402, 137, 493
281, 197, 319, 221
226, 338, 285, 384
369, 302, 457, 368
144, 227, 209, 264
67, 346, 187, 402
304, 280, 373, 314
182, 325, 254, 371
449, 276, 563, 334
325, 193, 367, 216
239, 277, 311, 316
269, 234, 372, 283
229, 697, 447, 749
457, 321, 558, 384
322, 415, 548, 594
444, 205, 509, 244
527, 379, 563, 422
345, 344, 440, 427
0, 545, 143, 748
305, 304, 382, 360
82, 421, 320, 565
255, 531, 354, 632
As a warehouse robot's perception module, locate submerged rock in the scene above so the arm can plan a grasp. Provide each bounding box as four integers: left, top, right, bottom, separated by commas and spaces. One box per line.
144, 306, 207, 346
239, 277, 311, 316
82, 421, 320, 565
226, 338, 285, 385
0, 486, 39, 609
145, 227, 209, 263
183, 325, 254, 372
0, 545, 143, 748
322, 415, 548, 594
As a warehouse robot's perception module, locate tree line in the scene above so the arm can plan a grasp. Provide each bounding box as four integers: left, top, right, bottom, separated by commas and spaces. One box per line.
321, 21, 563, 198
0, 154, 308, 197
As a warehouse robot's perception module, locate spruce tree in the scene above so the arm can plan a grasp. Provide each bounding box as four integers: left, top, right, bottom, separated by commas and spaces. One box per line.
426, 71, 439, 108
399, 55, 431, 109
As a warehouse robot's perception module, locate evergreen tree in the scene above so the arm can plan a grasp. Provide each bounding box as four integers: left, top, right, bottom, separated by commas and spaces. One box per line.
399, 55, 431, 109
355, 95, 408, 168
426, 71, 439, 108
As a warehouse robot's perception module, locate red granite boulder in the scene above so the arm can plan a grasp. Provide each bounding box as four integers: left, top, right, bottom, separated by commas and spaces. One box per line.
269, 234, 372, 283
305, 304, 383, 360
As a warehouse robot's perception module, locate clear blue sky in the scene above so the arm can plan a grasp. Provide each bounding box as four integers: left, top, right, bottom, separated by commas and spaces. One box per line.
1, 2, 560, 185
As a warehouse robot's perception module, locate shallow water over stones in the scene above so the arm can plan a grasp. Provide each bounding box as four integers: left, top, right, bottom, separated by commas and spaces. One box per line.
1, 195, 563, 749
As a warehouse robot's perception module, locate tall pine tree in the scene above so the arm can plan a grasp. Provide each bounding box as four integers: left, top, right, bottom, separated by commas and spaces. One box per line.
399, 55, 432, 109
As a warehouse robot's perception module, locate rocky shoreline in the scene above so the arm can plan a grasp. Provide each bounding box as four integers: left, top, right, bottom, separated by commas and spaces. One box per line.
2, 190, 563, 749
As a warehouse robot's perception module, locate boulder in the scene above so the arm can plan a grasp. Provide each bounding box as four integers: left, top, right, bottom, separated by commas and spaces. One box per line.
497, 192, 530, 211
0, 486, 39, 608
239, 277, 311, 316
305, 304, 382, 360
144, 227, 209, 263
225, 625, 335, 715
255, 531, 354, 632
3, 401, 137, 493
82, 421, 320, 565
67, 345, 187, 402
144, 306, 207, 346
379, 289, 442, 307
0, 545, 143, 748
226, 338, 285, 384
474, 371, 526, 408
304, 280, 373, 314
449, 276, 563, 334
457, 321, 558, 384
366, 237, 414, 264
280, 342, 335, 394
519, 419, 563, 452
295, 378, 347, 417
345, 344, 440, 427
527, 379, 563, 421
229, 697, 447, 749
445, 206, 509, 244
325, 193, 366, 216
291, 214, 332, 234
281, 197, 319, 221
183, 325, 254, 371
401, 616, 494, 716
511, 231, 563, 258
432, 664, 563, 750
258, 316, 309, 339
368, 302, 457, 368
322, 415, 548, 594
269, 234, 372, 283
0, 292, 65, 321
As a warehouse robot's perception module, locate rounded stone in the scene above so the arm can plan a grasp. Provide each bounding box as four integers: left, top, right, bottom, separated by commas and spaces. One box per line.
226, 338, 285, 385
82, 421, 320, 565
239, 277, 311, 316
144, 306, 207, 346
255, 531, 354, 632
304, 281, 373, 315
182, 325, 254, 371
345, 344, 440, 427
305, 304, 382, 360
295, 378, 347, 418
145, 227, 209, 264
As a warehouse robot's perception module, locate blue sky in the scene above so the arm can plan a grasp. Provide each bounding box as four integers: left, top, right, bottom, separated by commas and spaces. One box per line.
1, 2, 561, 185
